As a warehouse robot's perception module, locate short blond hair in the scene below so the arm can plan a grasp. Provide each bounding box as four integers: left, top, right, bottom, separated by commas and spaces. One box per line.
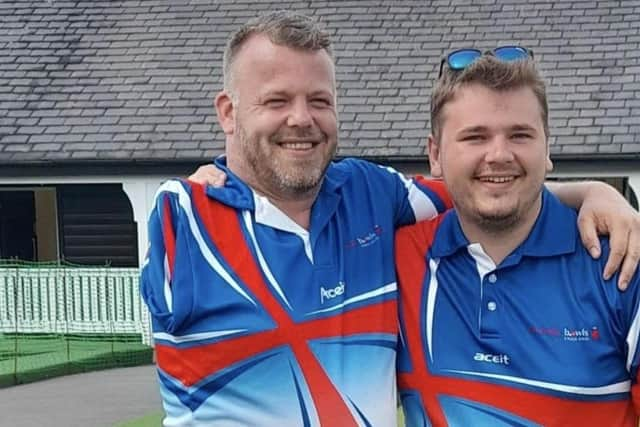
223, 11, 333, 95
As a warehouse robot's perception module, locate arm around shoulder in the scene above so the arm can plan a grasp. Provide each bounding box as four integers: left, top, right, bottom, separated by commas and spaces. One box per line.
547, 180, 640, 290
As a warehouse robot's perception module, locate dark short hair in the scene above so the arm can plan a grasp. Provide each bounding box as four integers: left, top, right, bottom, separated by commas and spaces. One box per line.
431, 54, 549, 140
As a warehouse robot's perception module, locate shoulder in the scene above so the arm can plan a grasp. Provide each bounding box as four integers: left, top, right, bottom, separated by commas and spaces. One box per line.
598, 238, 640, 291
155, 178, 195, 200
330, 158, 404, 179
566, 235, 640, 310
327, 158, 410, 196
396, 214, 445, 254
152, 179, 212, 219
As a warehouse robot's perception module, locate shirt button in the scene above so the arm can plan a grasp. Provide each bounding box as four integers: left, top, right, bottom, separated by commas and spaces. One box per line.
487, 301, 497, 311
488, 274, 497, 283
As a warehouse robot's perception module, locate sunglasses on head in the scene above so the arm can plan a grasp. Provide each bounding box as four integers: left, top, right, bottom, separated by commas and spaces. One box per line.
439, 46, 534, 77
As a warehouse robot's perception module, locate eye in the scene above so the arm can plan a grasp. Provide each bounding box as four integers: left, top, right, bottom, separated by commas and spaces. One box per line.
310, 98, 332, 108
264, 99, 286, 108
461, 134, 484, 142
511, 132, 533, 141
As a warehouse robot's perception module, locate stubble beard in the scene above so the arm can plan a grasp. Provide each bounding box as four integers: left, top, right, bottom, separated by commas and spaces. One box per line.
237, 125, 335, 198
469, 181, 544, 236
474, 208, 523, 235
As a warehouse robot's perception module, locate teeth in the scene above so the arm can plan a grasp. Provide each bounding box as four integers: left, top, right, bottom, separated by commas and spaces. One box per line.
479, 176, 515, 183
281, 142, 314, 150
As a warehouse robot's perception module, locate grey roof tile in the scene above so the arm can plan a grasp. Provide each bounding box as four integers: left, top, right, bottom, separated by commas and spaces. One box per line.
622, 143, 640, 152
31, 142, 62, 151
1, 0, 639, 163
598, 143, 621, 153
4, 143, 30, 152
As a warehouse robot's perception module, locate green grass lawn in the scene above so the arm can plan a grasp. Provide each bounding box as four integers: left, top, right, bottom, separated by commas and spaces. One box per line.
0, 333, 152, 387
113, 412, 163, 427
114, 409, 406, 427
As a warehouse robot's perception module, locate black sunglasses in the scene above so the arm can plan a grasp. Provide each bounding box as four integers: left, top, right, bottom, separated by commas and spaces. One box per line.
439, 46, 534, 77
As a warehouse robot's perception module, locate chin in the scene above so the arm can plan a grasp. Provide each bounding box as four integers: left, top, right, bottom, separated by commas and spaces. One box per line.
476, 209, 521, 230
276, 173, 323, 193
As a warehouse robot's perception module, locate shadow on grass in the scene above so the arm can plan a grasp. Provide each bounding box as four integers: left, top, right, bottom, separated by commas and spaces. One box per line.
0, 333, 152, 388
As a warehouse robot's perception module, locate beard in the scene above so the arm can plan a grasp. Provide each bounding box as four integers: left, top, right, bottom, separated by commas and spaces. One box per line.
474, 208, 524, 235
236, 124, 336, 198
467, 181, 544, 236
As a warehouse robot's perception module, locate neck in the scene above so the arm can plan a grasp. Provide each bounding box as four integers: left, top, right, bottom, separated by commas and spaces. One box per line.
255, 187, 319, 230
226, 152, 321, 229
457, 198, 542, 265
227, 157, 322, 230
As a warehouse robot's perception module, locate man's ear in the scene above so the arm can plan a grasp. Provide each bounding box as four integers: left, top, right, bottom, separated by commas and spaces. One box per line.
545, 140, 554, 173
428, 134, 443, 178
215, 91, 235, 135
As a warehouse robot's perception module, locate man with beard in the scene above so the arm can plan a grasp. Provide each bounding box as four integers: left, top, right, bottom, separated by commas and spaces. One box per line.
141, 12, 640, 426
396, 48, 640, 426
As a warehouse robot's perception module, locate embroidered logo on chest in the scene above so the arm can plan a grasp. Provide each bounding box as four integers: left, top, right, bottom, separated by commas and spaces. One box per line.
564, 326, 600, 342
529, 325, 600, 342
474, 352, 511, 365
320, 281, 345, 304
345, 225, 383, 249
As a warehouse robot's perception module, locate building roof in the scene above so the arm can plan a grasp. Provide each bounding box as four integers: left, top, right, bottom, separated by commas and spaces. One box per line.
1, 0, 639, 166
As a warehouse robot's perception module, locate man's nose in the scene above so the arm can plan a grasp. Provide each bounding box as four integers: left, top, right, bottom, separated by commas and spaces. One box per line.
485, 136, 515, 163
287, 100, 313, 128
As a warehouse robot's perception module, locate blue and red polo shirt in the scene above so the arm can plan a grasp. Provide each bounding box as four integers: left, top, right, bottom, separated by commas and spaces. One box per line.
141, 157, 449, 426
396, 188, 640, 427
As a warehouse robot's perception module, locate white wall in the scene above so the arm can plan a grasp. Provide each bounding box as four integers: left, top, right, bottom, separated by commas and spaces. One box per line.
123, 179, 165, 266
1, 162, 637, 268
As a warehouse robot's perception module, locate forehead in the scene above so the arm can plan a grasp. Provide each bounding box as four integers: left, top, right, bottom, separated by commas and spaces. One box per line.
441, 83, 543, 130
231, 35, 336, 94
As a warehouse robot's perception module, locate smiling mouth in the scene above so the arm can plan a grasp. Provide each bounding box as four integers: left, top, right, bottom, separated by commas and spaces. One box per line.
278, 141, 320, 150
477, 176, 517, 183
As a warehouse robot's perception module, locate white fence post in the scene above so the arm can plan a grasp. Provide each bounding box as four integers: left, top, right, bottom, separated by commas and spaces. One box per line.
0, 267, 150, 345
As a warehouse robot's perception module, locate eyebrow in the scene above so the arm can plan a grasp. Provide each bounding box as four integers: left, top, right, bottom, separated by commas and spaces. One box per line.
259, 89, 334, 99
510, 124, 537, 131
458, 124, 538, 134
260, 90, 289, 98
309, 90, 334, 98
457, 125, 488, 135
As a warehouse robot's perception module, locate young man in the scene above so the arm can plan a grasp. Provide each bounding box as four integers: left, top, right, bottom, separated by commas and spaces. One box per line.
396, 48, 640, 426
142, 11, 640, 426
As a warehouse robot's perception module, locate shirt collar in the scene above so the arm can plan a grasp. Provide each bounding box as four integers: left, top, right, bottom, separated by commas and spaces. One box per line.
203, 156, 255, 210
204, 155, 350, 211
431, 187, 576, 260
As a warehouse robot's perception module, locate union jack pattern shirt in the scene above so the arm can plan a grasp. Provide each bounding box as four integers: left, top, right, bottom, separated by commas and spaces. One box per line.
395, 189, 640, 427
141, 157, 449, 426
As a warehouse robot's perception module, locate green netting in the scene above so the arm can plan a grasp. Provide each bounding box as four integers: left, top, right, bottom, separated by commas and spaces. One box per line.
0, 333, 152, 387
0, 259, 117, 268
0, 262, 153, 387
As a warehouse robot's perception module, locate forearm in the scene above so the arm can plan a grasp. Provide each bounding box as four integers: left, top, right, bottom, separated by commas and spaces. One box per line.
545, 180, 609, 210
546, 179, 639, 289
